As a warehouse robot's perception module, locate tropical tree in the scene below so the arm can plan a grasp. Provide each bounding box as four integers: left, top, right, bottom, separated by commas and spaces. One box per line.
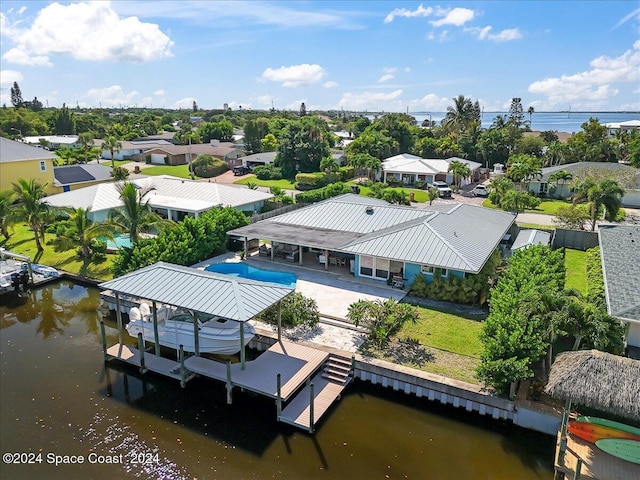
548, 169, 573, 195
506, 153, 542, 191
78, 132, 95, 164
427, 187, 439, 205
319, 156, 340, 173
51, 207, 115, 258
347, 298, 419, 348
110, 166, 130, 181
103, 136, 122, 169
488, 177, 513, 207
109, 182, 173, 243
500, 190, 541, 216
0, 190, 15, 240
527, 106, 535, 127
447, 160, 471, 189
11, 179, 51, 253
544, 141, 567, 167
572, 178, 625, 231
443, 95, 479, 139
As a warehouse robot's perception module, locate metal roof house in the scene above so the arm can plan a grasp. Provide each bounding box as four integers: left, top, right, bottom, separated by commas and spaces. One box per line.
229, 194, 515, 286
53, 163, 113, 192
598, 225, 640, 352
0, 137, 58, 194
381, 154, 482, 187
44, 175, 273, 222
511, 229, 552, 251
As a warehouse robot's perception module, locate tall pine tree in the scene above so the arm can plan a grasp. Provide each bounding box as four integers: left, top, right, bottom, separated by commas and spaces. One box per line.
10, 82, 23, 108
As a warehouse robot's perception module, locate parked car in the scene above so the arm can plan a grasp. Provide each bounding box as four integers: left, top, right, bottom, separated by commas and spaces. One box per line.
471, 184, 489, 197
233, 165, 251, 176
429, 181, 453, 198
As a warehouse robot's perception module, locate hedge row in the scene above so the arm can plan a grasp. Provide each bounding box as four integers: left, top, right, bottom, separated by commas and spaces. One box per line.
585, 247, 606, 310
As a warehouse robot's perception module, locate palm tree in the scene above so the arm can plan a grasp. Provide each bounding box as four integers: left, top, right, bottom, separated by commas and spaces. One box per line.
427, 187, 439, 205
78, 132, 95, 164
103, 136, 123, 169
52, 207, 115, 258
527, 106, 535, 127
548, 169, 573, 196
544, 141, 566, 167
572, 178, 624, 231
109, 182, 172, 243
319, 157, 340, 173
488, 177, 513, 207
444, 95, 474, 138
11, 179, 51, 253
0, 189, 15, 240
447, 160, 471, 189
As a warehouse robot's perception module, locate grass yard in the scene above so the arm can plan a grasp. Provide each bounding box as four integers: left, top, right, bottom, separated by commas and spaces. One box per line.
1, 224, 115, 280
397, 306, 484, 357
142, 164, 196, 179
483, 198, 570, 215
348, 182, 432, 203
98, 159, 131, 168
564, 248, 587, 295
234, 176, 297, 190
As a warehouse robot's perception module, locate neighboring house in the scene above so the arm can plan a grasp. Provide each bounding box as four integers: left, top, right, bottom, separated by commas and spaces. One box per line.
511, 229, 551, 251
381, 154, 482, 186
598, 225, 640, 353
52, 164, 113, 193
528, 162, 640, 207
44, 175, 273, 222
22, 135, 79, 149
96, 139, 175, 161
604, 120, 640, 137
143, 141, 244, 167
228, 194, 515, 286
0, 137, 57, 194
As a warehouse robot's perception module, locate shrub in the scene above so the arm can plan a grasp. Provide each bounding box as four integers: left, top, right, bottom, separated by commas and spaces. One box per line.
347, 298, 419, 348
339, 166, 355, 181
413, 180, 427, 189
145, 155, 152, 164
295, 182, 350, 203
260, 292, 319, 329
585, 247, 606, 309
194, 161, 228, 178
253, 164, 283, 180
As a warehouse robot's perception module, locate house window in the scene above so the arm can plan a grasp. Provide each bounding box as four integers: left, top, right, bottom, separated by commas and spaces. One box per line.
39, 160, 47, 172
421, 265, 434, 274
359, 256, 373, 277
375, 258, 390, 280
540, 183, 548, 193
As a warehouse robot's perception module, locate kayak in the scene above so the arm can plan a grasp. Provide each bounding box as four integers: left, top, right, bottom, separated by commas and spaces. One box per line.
595, 438, 640, 464
567, 420, 640, 444
576, 416, 640, 437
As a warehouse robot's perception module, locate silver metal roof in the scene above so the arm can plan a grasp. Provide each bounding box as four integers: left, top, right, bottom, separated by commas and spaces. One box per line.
598, 225, 640, 323
511, 229, 551, 250
99, 262, 294, 322
0, 137, 57, 163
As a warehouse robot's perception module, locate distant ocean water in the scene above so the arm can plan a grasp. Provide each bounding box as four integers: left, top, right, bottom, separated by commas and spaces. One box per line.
410, 111, 640, 134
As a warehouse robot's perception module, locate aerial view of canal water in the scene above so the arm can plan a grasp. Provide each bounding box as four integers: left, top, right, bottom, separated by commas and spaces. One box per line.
0, 281, 554, 479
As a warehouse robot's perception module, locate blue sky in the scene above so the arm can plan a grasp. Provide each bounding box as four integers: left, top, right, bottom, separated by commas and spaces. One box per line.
1, 1, 639, 112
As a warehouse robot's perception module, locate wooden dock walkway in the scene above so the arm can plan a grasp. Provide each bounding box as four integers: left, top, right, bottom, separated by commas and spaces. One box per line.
184, 340, 328, 400
555, 431, 640, 480
279, 371, 348, 431
106, 344, 194, 383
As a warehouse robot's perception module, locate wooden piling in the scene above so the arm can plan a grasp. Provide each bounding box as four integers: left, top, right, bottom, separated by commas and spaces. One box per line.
138, 333, 146, 374
309, 383, 315, 434
100, 321, 107, 361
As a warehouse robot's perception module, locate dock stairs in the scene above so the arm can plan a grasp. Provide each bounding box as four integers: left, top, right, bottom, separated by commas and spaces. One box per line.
279, 354, 354, 432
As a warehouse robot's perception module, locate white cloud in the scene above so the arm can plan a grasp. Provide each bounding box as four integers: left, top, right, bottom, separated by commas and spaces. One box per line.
466, 26, 522, 41
0, 69, 23, 85
528, 41, 640, 105
260, 64, 326, 87
408, 93, 450, 110
404, 67, 412, 73
285, 99, 308, 110
430, 8, 475, 27
82, 85, 140, 108
611, 7, 640, 30
338, 89, 403, 110
1, 2, 173, 67
226, 101, 252, 110
379, 74, 394, 83
384, 4, 433, 23
323, 81, 339, 88
2, 47, 52, 66
255, 95, 276, 106
172, 97, 198, 110
154, 89, 165, 96
382, 67, 398, 74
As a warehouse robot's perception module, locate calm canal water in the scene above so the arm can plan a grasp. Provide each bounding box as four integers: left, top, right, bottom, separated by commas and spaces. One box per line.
0, 281, 554, 479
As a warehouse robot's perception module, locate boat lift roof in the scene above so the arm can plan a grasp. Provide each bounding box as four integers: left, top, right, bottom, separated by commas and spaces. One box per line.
99, 262, 294, 322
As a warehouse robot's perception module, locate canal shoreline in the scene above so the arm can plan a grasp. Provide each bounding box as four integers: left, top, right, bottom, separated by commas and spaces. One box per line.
60, 271, 562, 436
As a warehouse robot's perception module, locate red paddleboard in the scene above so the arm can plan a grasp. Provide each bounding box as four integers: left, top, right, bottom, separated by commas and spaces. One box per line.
567, 420, 640, 444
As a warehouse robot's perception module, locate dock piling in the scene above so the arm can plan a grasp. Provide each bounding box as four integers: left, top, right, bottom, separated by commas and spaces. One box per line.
226, 361, 233, 404
276, 373, 282, 419
193, 312, 200, 357
138, 333, 146, 374
100, 321, 108, 361
240, 323, 245, 370
179, 345, 186, 388
152, 301, 160, 356
115, 293, 123, 345
309, 383, 315, 433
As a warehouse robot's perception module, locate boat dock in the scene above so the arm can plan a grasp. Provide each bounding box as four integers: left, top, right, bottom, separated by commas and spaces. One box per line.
554, 431, 640, 480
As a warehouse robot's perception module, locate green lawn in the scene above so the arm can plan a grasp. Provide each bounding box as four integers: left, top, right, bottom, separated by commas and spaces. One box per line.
98, 159, 131, 168
565, 249, 587, 295
483, 198, 570, 215
348, 183, 432, 203
397, 306, 484, 357
142, 164, 195, 179
1, 224, 115, 280
234, 176, 297, 189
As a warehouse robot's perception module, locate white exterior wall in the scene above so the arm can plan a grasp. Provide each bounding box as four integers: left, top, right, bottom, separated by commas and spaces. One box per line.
151, 153, 166, 164
622, 189, 640, 207
627, 322, 640, 348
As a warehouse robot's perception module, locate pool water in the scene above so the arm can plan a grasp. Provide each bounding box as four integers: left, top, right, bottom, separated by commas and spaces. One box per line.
205, 263, 297, 287
99, 233, 132, 250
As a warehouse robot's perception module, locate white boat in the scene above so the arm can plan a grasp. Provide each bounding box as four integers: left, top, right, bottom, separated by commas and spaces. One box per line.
125, 304, 255, 355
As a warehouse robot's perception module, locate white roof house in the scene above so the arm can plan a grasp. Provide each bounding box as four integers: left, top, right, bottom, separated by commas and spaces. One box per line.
605, 120, 640, 137
22, 135, 79, 149
44, 175, 273, 221
381, 154, 482, 186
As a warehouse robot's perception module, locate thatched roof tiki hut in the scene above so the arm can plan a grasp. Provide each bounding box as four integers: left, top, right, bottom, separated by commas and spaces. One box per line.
545, 350, 640, 479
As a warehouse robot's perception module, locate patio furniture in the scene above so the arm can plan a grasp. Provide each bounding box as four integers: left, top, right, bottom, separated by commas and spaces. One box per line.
318, 254, 327, 264
329, 256, 338, 266
338, 257, 347, 267
392, 274, 405, 289
285, 251, 299, 262
258, 244, 271, 257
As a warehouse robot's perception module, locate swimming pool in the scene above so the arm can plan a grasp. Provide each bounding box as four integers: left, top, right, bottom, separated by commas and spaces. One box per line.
205, 263, 297, 287
99, 234, 133, 250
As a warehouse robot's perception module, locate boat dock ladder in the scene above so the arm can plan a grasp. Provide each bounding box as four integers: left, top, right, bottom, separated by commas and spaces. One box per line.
278, 354, 354, 433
